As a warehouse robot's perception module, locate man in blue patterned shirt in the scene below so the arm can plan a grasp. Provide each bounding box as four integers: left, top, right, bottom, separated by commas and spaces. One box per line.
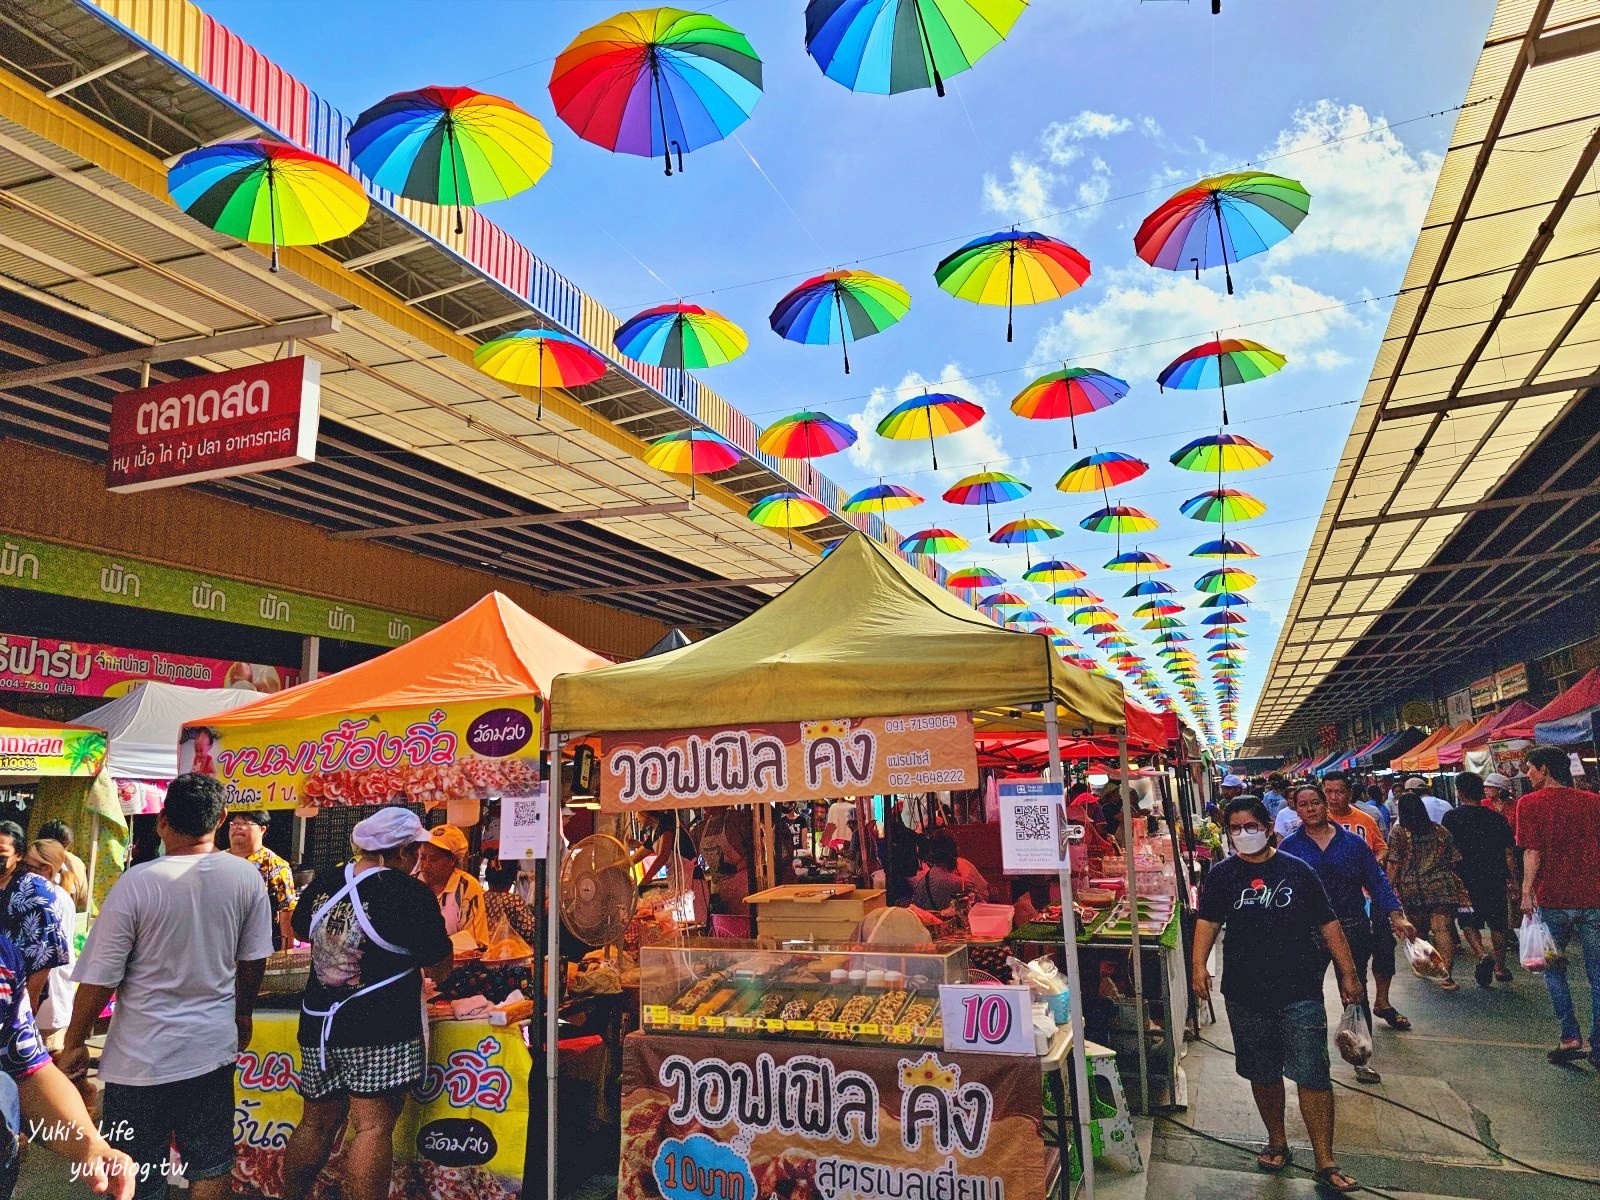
0, 823, 70, 1014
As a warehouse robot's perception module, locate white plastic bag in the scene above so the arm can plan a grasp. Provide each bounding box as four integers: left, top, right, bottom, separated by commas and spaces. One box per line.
1404, 936, 1448, 980
1519, 914, 1558, 973
1335, 1004, 1372, 1066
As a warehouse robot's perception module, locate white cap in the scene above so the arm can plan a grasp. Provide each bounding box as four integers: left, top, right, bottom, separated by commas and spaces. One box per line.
1483, 772, 1511, 791
351, 806, 430, 852
1404, 776, 1427, 790
1221, 774, 1245, 788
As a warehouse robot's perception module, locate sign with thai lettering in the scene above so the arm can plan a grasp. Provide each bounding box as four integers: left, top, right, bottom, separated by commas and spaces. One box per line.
1469, 675, 1498, 711
598, 713, 978, 813
0, 631, 296, 699
181, 699, 542, 811
1494, 662, 1528, 701
232, 1012, 529, 1198
106, 357, 320, 492
998, 780, 1070, 874
619, 1032, 1044, 1200
0, 533, 429, 647
0, 720, 105, 777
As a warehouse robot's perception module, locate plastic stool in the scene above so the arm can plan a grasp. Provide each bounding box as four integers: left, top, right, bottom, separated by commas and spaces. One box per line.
1085, 1040, 1142, 1172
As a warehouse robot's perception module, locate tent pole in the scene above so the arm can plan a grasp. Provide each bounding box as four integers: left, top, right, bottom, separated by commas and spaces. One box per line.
544, 731, 565, 1200
1119, 727, 1150, 1113
1045, 703, 1096, 1200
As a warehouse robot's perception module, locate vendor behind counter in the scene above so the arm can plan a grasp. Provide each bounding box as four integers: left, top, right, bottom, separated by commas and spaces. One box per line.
415, 824, 490, 948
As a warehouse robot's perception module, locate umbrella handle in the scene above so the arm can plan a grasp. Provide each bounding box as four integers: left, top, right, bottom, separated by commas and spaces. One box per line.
1006, 243, 1016, 343
912, 0, 947, 97
651, 60, 673, 177
446, 122, 465, 235
1212, 193, 1234, 295
267, 165, 280, 274
835, 289, 851, 374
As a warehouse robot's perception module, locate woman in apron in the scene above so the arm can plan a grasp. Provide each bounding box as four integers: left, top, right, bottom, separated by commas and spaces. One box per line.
280, 808, 454, 1200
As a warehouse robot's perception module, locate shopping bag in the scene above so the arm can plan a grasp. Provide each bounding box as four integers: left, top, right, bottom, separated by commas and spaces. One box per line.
1404, 936, 1448, 980
1335, 1004, 1372, 1066
1519, 914, 1558, 972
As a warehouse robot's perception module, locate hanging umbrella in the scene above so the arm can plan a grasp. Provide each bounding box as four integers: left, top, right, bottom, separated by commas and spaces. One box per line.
876, 393, 984, 469
642, 428, 740, 497
1143, 616, 1186, 630
943, 470, 1030, 532
1033, 624, 1067, 638
935, 230, 1090, 342
1023, 560, 1086, 584
1196, 566, 1257, 592
1056, 450, 1148, 493
1011, 366, 1127, 449
549, 8, 763, 176
1085, 622, 1125, 636
1135, 171, 1310, 294
616, 302, 749, 369
347, 86, 552, 234
1202, 610, 1249, 626
1181, 488, 1267, 523
899, 527, 968, 555
1191, 537, 1258, 559
1158, 338, 1285, 425
1199, 590, 1251, 608
1170, 432, 1273, 472
804, 0, 1027, 97
1104, 550, 1170, 572
472, 328, 609, 418
1068, 605, 1117, 626
1134, 599, 1183, 616
1205, 627, 1250, 639
947, 566, 1003, 591
1154, 630, 1192, 644
1049, 586, 1102, 604
844, 483, 924, 514
748, 492, 829, 546
1005, 608, 1051, 626
770, 269, 910, 373
978, 591, 1026, 609
1080, 505, 1158, 534
990, 517, 1063, 545
1098, 634, 1137, 649
1125, 579, 1178, 596
760, 410, 857, 491
167, 140, 369, 273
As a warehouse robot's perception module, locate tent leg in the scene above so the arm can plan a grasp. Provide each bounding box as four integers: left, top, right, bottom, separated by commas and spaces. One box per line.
1119, 728, 1150, 1114
544, 732, 565, 1200
1045, 704, 1096, 1200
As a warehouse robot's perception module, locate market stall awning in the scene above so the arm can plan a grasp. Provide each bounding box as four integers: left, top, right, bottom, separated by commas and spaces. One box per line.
79, 682, 266, 781
1393, 723, 1463, 773
1432, 712, 1497, 769
550, 532, 1127, 733
1499, 667, 1600, 743
1462, 699, 1538, 749
1369, 727, 1426, 770
0, 708, 106, 777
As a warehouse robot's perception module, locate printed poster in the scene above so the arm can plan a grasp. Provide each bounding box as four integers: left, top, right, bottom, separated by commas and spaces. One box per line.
498, 786, 550, 861
599, 713, 978, 813
0, 722, 106, 777
0, 630, 295, 698
998, 781, 1071, 874
619, 1032, 1045, 1200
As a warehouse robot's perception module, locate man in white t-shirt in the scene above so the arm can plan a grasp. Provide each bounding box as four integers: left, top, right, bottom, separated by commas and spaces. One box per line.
1404, 776, 1451, 823
61, 775, 272, 1200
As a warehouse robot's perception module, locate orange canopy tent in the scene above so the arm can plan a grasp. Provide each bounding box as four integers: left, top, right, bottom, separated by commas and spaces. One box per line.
184, 593, 608, 810
1392, 722, 1465, 773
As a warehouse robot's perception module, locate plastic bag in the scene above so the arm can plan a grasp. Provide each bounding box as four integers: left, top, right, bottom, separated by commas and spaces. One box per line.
1335, 1004, 1372, 1066
1519, 914, 1558, 973
483, 916, 533, 964
1404, 936, 1448, 980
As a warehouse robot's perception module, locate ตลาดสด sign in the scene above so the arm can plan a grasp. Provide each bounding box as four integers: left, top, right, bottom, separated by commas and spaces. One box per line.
106, 356, 321, 492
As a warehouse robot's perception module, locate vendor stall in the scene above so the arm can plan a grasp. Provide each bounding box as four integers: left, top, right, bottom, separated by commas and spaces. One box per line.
8, 708, 121, 910
549, 533, 1138, 1200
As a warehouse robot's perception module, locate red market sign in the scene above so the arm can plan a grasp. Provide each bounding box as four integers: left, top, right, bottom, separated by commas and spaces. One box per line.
106, 357, 320, 493
0, 631, 296, 699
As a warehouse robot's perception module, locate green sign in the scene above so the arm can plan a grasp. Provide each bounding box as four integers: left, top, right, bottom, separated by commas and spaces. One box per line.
0, 534, 433, 648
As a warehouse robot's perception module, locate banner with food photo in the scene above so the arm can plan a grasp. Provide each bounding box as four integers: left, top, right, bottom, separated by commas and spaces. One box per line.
619, 1032, 1046, 1200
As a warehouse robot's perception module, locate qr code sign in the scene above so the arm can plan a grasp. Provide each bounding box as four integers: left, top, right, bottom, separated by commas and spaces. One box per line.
512, 799, 543, 827
1014, 804, 1053, 842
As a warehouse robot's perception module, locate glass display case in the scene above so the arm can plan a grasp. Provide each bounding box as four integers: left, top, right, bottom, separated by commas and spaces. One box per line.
639, 939, 969, 1046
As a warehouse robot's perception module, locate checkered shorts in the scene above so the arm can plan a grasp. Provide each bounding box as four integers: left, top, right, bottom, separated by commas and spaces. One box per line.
297, 1039, 425, 1101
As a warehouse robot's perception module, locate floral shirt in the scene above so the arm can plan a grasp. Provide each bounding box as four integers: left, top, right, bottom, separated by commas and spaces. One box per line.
0, 873, 71, 978
484, 890, 536, 947
246, 847, 297, 916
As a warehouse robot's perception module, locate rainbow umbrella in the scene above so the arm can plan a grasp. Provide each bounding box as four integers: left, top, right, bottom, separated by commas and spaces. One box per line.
1143, 616, 1185, 630
1170, 432, 1273, 473
1049, 586, 1102, 604
347, 86, 552, 234
947, 565, 1003, 591
1011, 366, 1127, 449
1154, 630, 1192, 644
1199, 591, 1251, 608
1085, 622, 1125, 636
1192, 537, 1258, 559
804, 0, 1027, 97
1033, 624, 1066, 638
770, 269, 910, 373
1135, 171, 1310, 294
1134, 599, 1183, 616
748, 491, 829, 546
1206, 627, 1250, 639
935, 230, 1090, 342
845, 483, 925, 539
1125, 579, 1177, 596
943, 470, 1030, 532
1080, 505, 1158, 534
1056, 450, 1148, 494
1105, 550, 1170, 572
900, 527, 968, 555
642, 428, 741, 498
1098, 634, 1137, 649
991, 516, 1062, 545
876, 392, 985, 469
978, 591, 1026, 609
1158, 338, 1285, 425
1181, 488, 1267, 523
472, 328, 609, 418
1203, 610, 1248, 626
616, 303, 749, 370
1068, 605, 1117, 626
549, 8, 763, 176
1005, 608, 1051, 626
759, 410, 857, 489
167, 140, 369, 273
1023, 560, 1086, 584
1196, 566, 1257, 593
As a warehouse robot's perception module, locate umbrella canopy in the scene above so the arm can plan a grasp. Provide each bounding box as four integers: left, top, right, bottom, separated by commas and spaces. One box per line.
770, 269, 910, 373
472, 328, 609, 418
1049, 586, 1103, 604
991, 517, 1063, 544
1005, 608, 1052, 626
758, 410, 858, 459
979, 591, 1027, 609
875, 392, 985, 469
1199, 590, 1252, 608
1170, 432, 1273, 472
748, 492, 828, 529
1134, 600, 1183, 616
804, 0, 1027, 97
946, 566, 1003, 590
1181, 487, 1267, 523
616, 302, 749, 369
1057, 450, 1149, 493
899, 527, 968, 555
1125, 579, 1177, 596
935, 230, 1090, 342
1134, 171, 1311, 294
1080, 505, 1158, 534
1023, 560, 1086, 584
1011, 366, 1127, 448
843, 483, 924, 513
347, 86, 552, 233
1068, 605, 1117, 626
1191, 537, 1258, 559
642, 428, 741, 497
1157, 338, 1285, 425
167, 140, 368, 273
1104, 550, 1170, 572
943, 469, 1029, 532
1196, 566, 1257, 592
548, 7, 763, 176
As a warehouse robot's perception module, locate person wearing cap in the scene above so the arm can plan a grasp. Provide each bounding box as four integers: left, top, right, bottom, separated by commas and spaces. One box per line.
282, 807, 453, 1200
1483, 772, 1516, 820
1404, 776, 1450, 824
1220, 774, 1245, 802
415, 825, 490, 949
227, 810, 297, 950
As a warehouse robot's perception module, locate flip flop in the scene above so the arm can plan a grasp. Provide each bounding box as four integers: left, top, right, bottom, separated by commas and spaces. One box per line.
1374, 1005, 1411, 1031
1314, 1166, 1360, 1193
1438, 978, 1460, 991
1256, 1146, 1291, 1173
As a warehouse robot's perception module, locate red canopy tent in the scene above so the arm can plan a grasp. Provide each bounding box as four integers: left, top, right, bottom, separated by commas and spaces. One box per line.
1497, 669, 1600, 741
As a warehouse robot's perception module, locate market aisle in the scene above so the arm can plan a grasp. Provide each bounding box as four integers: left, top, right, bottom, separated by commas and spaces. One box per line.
1152, 962, 1600, 1199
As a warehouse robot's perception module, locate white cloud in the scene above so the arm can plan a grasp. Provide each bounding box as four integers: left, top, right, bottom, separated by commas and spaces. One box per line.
845, 363, 1012, 487
982, 110, 1148, 227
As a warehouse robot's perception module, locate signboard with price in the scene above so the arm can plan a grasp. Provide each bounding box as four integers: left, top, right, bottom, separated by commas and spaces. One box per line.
938, 984, 1037, 1056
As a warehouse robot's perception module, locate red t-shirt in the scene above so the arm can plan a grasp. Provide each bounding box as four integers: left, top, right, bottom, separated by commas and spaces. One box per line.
1516, 785, 1600, 909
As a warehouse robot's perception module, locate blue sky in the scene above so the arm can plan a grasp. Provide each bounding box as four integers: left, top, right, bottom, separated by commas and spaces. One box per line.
206, 0, 1495, 742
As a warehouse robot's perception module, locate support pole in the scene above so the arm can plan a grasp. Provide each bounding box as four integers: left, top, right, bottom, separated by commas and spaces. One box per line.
1119, 728, 1151, 1113
544, 731, 566, 1200
1045, 704, 1096, 1200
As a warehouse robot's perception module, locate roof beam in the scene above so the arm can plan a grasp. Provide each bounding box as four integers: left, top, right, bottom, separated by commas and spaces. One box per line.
1530, 17, 1600, 63
341, 239, 427, 270
1380, 371, 1600, 422
406, 279, 482, 306
44, 49, 146, 98
330, 500, 693, 540
1330, 485, 1598, 529
561, 576, 797, 597
1310, 544, 1600, 586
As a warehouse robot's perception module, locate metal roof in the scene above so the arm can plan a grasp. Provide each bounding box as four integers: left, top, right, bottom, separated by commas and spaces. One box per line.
1245, 0, 1600, 749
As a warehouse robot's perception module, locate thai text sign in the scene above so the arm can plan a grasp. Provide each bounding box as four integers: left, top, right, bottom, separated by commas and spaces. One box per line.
0, 631, 295, 698
182, 699, 542, 811
599, 713, 978, 812
619, 1032, 1044, 1200
232, 1012, 529, 1198
0, 723, 105, 777
1494, 662, 1528, 701
107, 356, 320, 492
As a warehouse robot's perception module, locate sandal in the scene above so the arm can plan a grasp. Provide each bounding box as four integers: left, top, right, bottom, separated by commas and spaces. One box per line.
1373, 1005, 1411, 1031
1438, 978, 1459, 991
1256, 1145, 1291, 1173
1314, 1166, 1360, 1193
1494, 968, 1513, 983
